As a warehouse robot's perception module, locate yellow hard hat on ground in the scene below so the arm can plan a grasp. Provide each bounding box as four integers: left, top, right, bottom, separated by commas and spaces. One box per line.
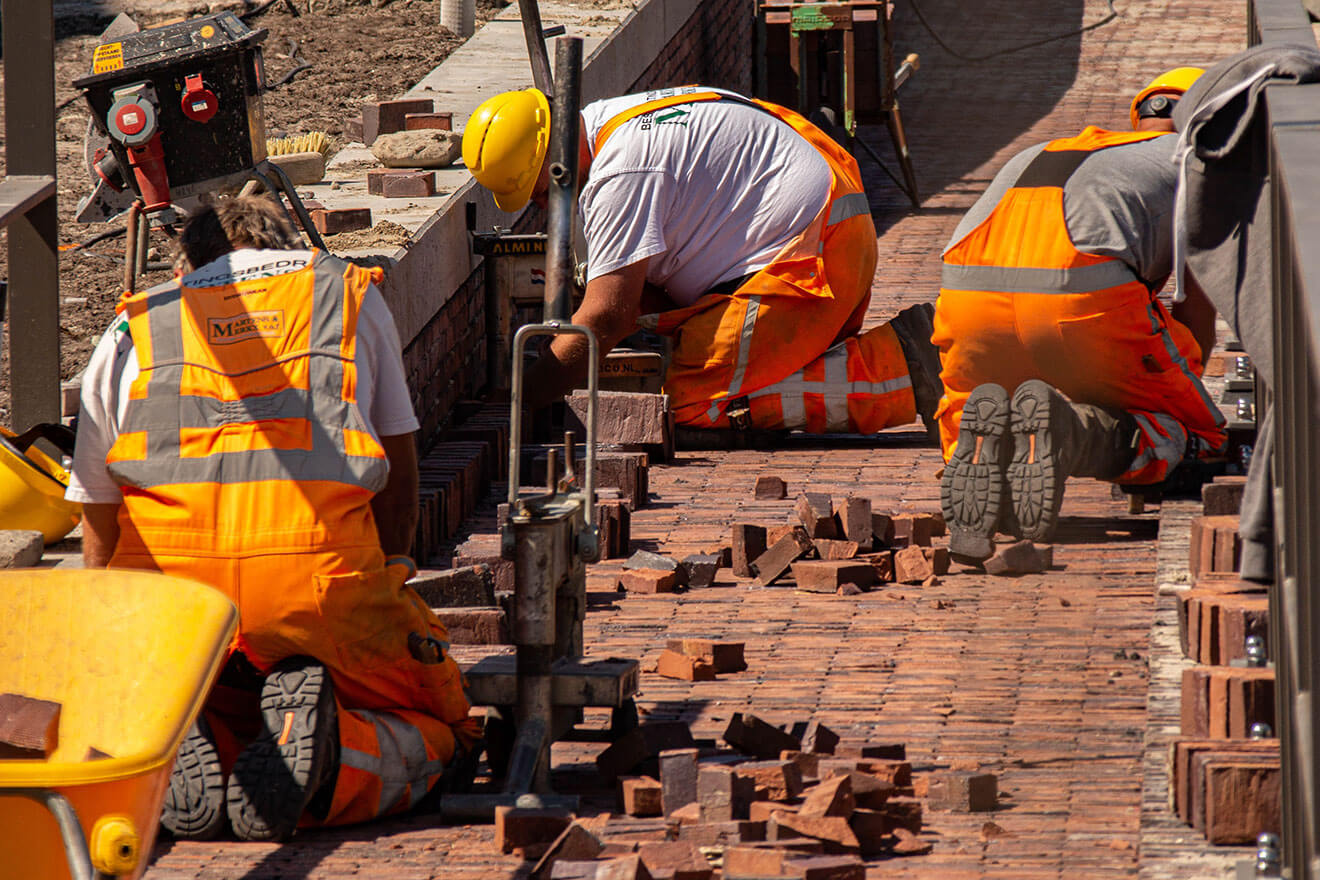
0, 425, 81, 544
1130, 67, 1204, 129
462, 88, 551, 213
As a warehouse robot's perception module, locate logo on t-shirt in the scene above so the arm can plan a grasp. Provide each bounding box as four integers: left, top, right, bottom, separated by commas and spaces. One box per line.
639, 107, 691, 131
208, 310, 285, 344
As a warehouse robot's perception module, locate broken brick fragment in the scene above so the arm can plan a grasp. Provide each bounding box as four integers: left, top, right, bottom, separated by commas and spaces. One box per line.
636, 841, 711, 880
619, 568, 682, 594
0, 693, 60, 758
791, 560, 875, 593
752, 526, 814, 585
530, 821, 604, 879
767, 813, 860, 853
738, 760, 805, 800
798, 773, 855, 818
893, 546, 934, 584
732, 524, 768, 578
754, 476, 788, 499
813, 538, 860, 560
983, 540, 1053, 576
790, 719, 840, 755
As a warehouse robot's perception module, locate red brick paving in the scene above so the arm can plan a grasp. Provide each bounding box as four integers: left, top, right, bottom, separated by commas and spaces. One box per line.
142, 0, 1249, 877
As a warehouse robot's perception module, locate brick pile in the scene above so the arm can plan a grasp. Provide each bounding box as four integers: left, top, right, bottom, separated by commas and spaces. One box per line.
507, 714, 938, 879
730, 490, 950, 592
1170, 481, 1279, 845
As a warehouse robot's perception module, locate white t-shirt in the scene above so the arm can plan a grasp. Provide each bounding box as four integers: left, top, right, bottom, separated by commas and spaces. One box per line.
66, 249, 419, 505
580, 87, 833, 306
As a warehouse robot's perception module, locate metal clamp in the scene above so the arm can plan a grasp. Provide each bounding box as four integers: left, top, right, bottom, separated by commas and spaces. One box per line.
505, 321, 599, 561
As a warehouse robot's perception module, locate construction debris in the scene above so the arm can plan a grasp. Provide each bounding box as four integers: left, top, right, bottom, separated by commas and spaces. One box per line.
983, 540, 1053, 576
754, 476, 788, 499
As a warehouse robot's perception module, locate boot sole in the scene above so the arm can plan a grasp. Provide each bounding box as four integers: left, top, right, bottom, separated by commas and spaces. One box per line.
161, 720, 226, 840
1008, 380, 1067, 542
941, 383, 1010, 563
227, 659, 335, 841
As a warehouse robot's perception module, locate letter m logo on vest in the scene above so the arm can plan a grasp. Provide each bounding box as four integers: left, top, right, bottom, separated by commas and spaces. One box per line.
106, 252, 390, 558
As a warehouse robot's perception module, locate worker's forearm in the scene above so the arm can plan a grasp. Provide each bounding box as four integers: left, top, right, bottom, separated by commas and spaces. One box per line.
1172, 274, 1218, 366
80, 503, 122, 568
372, 433, 419, 558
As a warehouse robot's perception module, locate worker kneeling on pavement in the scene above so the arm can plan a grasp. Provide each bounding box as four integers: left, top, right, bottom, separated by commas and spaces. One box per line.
934, 67, 1226, 564
66, 196, 481, 841
463, 85, 943, 438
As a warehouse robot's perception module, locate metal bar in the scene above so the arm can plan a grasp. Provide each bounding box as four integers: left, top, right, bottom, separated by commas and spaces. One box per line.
260, 159, 329, 251
135, 207, 150, 279
123, 201, 141, 295
0, 176, 55, 228
516, 0, 554, 96
4, 0, 60, 432
544, 37, 582, 325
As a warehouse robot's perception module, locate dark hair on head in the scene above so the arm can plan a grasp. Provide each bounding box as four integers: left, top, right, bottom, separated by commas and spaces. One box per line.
177, 194, 302, 271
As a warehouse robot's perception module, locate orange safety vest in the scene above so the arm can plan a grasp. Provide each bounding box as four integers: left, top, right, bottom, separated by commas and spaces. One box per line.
934, 126, 1226, 476
595, 91, 911, 433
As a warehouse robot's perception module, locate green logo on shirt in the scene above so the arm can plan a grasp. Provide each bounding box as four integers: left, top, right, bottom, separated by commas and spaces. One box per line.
639, 107, 691, 131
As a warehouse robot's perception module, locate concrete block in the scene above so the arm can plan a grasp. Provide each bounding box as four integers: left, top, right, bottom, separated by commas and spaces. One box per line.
0, 530, 44, 568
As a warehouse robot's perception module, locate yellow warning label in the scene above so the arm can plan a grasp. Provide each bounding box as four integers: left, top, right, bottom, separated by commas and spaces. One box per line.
199, 24, 216, 38
92, 42, 124, 74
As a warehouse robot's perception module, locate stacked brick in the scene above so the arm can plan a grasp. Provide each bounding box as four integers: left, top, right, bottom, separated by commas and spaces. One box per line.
730, 489, 950, 593
1172, 478, 1279, 845
626, 0, 753, 96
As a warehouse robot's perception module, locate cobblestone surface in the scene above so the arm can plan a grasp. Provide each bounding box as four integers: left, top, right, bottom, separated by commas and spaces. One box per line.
141, 0, 1251, 877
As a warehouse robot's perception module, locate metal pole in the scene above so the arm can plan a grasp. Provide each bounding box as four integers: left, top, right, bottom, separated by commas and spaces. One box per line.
544, 37, 582, 325
4, 0, 60, 431
516, 0, 554, 96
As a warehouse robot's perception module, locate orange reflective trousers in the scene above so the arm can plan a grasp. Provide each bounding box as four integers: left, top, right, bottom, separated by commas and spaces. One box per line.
933, 127, 1226, 484
598, 94, 914, 433
107, 251, 479, 826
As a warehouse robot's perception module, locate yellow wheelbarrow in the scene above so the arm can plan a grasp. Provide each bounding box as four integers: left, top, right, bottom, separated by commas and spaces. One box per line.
0, 570, 237, 879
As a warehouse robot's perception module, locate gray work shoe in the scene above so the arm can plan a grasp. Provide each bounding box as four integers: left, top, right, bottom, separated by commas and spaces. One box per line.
227, 657, 339, 841
161, 717, 227, 840
889, 303, 944, 446
1006, 380, 1080, 543
940, 383, 1011, 563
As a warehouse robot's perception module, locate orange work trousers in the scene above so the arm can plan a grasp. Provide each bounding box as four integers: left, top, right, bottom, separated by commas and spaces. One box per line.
932, 286, 1227, 484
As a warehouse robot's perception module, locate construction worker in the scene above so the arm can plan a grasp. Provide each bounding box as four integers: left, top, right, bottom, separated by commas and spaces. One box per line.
462, 86, 943, 439
65, 196, 479, 841
934, 67, 1226, 563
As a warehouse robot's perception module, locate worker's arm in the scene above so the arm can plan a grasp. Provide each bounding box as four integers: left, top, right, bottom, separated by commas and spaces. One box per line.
523, 258, 649, 411
1172, 269, 1217, 365
371, 432, 420, 559
80, 503, 122, 569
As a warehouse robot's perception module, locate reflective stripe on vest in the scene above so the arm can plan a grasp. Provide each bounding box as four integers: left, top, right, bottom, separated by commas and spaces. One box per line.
339, 710, 446, 816
942, 127, 1167, 297
108, 251, 387, 492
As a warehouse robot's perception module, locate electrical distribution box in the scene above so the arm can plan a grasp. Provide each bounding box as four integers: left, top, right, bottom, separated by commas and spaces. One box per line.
73, 11, 268, 205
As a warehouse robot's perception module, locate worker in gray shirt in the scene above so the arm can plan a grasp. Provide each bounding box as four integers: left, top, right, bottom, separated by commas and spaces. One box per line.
934, 67, 1226, 564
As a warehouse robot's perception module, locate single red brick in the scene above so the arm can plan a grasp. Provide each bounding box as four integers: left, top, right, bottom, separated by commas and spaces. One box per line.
732, 524, 768, 578
790, 719, 840, 755
836, 742, 906, 760
722, 845, 786, 879
927, 771, 997, 811
754, 475, 787, 499
871, 513, 895, 546
619, 568, 682, 594
666, 639, 746, 673
659, 748, 700, 817
799, 773, 855, 818
494, 806, 574, 855
767, 813, 860, 853
1202, 476, 1247, 516
311, 207, 372, 235
814, 538, 860, 560
1181, 666, 1212, 738
636, 841, 711, 880
893, 546, 934, 584
404, 111, 453, 131
752, 526, 814, 585
796, 493, 838, 538
698, 765, 755, 821
791, 559, 875, 593
381, 169, 436, 198
675, 818, 766, 846
432, 607, 509, 644
1204, 759, 1282, 844
657, 649, 717, 681
1228, 667, 1275, 739
530, 821, 604, 879
621, 776, 664, 817
0, 693, 60, 758
724, 712, 802, 759
839, 497, 872, 546
738, 760, 804, 800
923, 546, 951, 575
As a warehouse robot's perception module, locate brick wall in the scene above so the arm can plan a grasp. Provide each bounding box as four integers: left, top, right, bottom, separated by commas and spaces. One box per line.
629, 0, 753, 93
404, 0, 754, 450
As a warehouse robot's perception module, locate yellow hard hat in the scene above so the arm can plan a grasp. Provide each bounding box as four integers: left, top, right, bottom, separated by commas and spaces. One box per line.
1130, 67, 1204, 129
462, 88, 551, 213
0, 426, 82, 544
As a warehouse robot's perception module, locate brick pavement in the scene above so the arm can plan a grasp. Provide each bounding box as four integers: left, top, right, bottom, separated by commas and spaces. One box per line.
141, 0, 1251, 877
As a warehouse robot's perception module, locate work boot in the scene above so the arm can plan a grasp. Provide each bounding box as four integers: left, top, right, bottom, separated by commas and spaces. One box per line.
940, 383, 1011, 563
227, 657, 339, 841
889, 303, 944, 446
160, 717, 227, 840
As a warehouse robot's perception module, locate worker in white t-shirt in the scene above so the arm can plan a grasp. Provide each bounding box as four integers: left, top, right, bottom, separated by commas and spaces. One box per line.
66, 195, 478, 841
463, 86, 942, 439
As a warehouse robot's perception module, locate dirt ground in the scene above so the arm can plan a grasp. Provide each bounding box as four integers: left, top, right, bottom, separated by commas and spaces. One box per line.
0, 0, 508, 428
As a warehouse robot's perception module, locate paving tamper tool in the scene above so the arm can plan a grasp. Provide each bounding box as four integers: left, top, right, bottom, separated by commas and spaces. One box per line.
71, 11, 328, 294
442, 36, 641, 822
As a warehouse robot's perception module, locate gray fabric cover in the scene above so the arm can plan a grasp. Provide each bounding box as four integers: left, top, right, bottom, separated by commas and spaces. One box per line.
1172, 43, 1320, 583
